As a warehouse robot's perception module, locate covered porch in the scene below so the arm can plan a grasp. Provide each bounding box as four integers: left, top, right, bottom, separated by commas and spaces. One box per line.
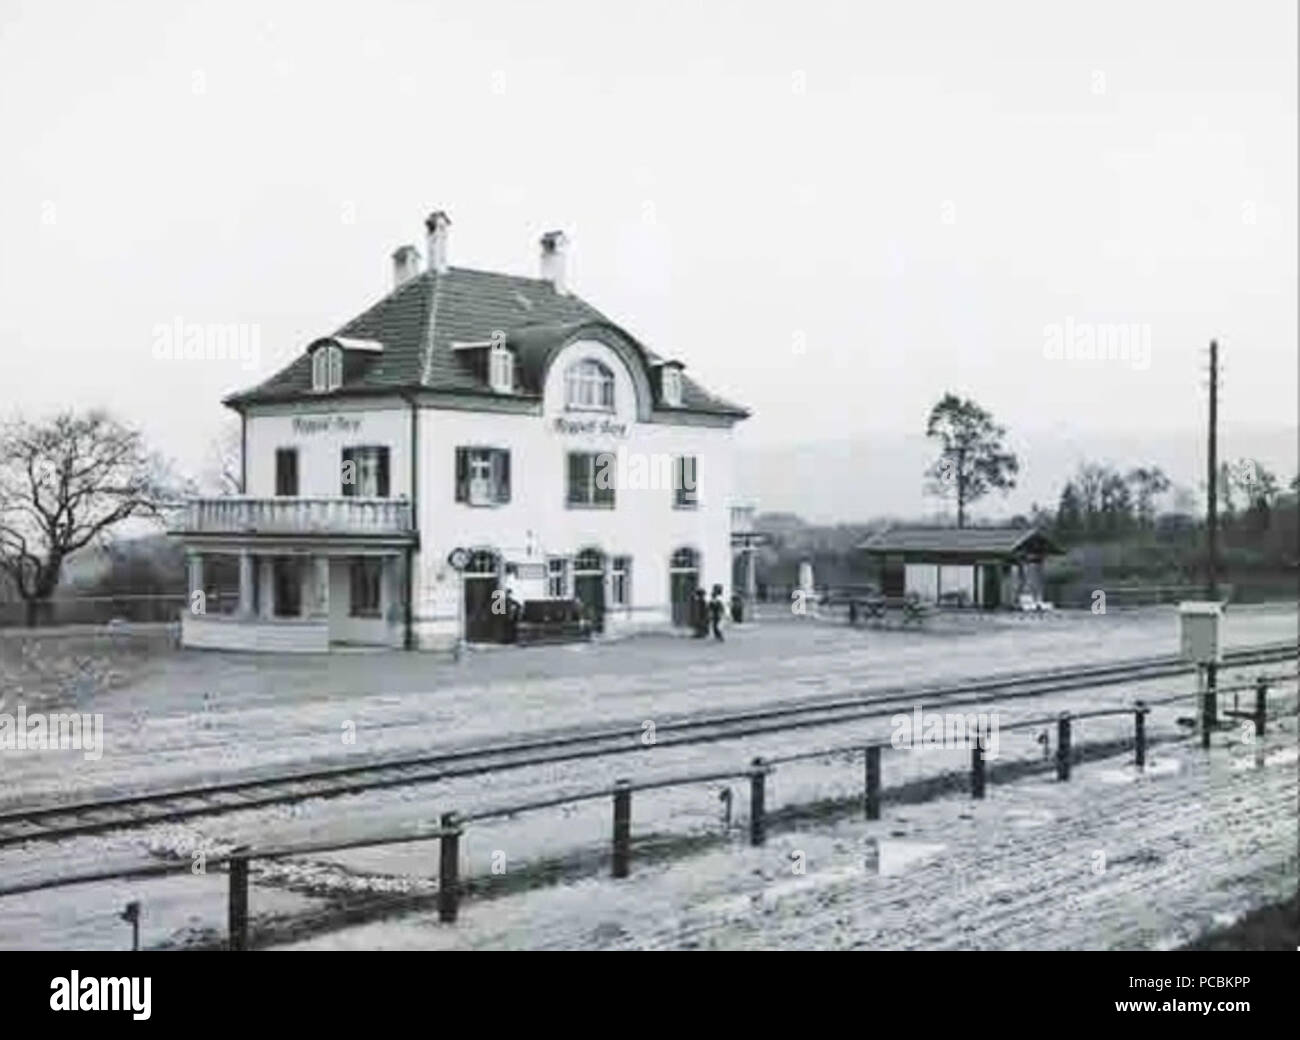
170, 497, 416, 652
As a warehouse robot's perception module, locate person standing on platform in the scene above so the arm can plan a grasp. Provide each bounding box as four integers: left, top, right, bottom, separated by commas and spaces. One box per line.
709, 584, 725, 641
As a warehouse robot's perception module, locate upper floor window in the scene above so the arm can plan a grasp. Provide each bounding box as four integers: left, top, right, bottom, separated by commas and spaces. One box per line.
275, 448, 298, 496
341, 446, 390, 497
565, 359, 614, 411
547, 557, 569, 598
661, 366, 682, 407
567, 451, 615, 508
455, 447, 511, 505
673, 456, 698, 508
312, 344, 343, 392
489, 344, 514, 393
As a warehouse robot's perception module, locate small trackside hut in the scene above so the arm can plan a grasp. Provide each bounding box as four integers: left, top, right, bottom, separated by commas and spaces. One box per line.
858, 526, 1064, 609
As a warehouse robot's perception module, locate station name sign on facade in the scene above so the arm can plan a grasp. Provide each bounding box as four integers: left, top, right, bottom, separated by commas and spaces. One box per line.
292, 415, 363, 435
552, 416, 629, 438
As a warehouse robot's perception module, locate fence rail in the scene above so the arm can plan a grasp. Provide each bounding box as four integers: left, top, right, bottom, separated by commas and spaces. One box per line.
0, 666, 1292, 950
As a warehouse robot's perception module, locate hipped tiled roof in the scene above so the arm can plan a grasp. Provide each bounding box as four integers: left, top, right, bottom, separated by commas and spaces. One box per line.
226, 266, 748, 418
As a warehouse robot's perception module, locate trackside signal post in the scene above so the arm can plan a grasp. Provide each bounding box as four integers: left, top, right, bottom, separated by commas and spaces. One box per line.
1179, 601, 1223, 743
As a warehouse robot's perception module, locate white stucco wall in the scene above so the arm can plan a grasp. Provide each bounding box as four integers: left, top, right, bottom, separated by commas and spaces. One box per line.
412, 339, 735, 645
241, 340, 740, 649
245, 399, 412, 499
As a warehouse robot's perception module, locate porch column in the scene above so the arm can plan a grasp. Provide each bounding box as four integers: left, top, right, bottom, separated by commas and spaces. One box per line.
187, 551, 204, 613
238, 551, 254, 618
311, 555, 331, 619
259, 558, 275, 618
381, 555, 399, 629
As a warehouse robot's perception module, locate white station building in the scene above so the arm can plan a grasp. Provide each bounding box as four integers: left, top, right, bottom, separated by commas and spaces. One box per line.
171, 212, 750, 651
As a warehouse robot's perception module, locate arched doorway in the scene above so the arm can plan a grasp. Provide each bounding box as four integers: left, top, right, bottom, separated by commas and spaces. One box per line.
463, 549, 501, 642
572, 548, 606, 634
669, 546, 700, 627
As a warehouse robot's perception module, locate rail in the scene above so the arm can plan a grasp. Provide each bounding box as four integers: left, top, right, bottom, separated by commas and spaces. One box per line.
0, 666, 1292, 950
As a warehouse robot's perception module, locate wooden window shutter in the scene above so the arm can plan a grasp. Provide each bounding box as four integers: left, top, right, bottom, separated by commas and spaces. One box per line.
341, 447, 356, 497
455, 447, 469, 502
377, 447, 390, 498
495, 449, 511, 503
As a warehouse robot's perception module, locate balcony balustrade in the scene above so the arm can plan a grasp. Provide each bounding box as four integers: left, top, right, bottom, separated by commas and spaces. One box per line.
173, 497, 414, 536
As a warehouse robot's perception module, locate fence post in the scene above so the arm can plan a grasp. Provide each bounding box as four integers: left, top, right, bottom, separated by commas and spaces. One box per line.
970, 741, 985, 799
1134, 700, 1147, 770
612, 779, 632, 878
1201, 684, 1214, 750
227, 847, 249, 951
750, 758, 767, 846
1056, 712, 1071, 781
1205, 661, 1218, 728
438, 812, 461, 923
1254, 677, 1268, 739
864, 745, 881, 821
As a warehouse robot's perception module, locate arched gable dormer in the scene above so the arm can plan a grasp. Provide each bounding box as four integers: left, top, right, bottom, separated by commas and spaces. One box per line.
508, 321, 656, 421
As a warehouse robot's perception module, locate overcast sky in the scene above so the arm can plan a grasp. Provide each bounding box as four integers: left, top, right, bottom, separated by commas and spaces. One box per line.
1, 0, 1295, 489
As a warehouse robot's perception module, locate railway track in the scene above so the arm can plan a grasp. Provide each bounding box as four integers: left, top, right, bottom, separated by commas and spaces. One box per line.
0, 641, 1294, 849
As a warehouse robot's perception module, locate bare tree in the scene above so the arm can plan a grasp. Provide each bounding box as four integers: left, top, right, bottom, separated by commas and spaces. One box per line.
202, 416, 244, 495
0, 410, 179, 626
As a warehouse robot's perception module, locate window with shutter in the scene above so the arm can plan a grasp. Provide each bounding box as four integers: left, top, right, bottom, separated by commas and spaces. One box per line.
674, 456, 698, 508
341, 446, 390, 497
275, 448, 298, 496
566, 452, 616, 508
341, 448, 356, 498
455, 447, 511, 505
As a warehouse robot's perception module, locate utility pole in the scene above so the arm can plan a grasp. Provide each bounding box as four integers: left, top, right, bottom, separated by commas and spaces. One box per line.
1207, 339, 1218, 600
1205, 340, 1219, 728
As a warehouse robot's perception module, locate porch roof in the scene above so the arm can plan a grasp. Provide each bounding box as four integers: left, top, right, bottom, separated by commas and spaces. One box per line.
858, 526, 1063, 561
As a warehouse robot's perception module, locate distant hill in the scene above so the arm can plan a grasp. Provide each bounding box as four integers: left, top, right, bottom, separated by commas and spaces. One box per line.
737, 423, 1298, 525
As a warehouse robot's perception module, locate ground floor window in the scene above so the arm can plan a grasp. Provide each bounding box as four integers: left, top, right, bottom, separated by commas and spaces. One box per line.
611, 555, 630, 606
547, 556, 569, 598
350, 558, 383, 617
272, 557, 302, 617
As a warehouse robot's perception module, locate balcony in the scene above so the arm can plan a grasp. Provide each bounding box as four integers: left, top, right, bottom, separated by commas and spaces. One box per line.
172, 497, 415, 538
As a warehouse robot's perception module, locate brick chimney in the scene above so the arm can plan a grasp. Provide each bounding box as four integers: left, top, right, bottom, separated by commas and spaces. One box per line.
425, 211, 451, 274
539, 230, 567, 293
392, 245, 421, 287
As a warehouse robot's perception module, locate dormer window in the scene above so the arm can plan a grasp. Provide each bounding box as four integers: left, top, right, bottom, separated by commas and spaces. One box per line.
661, 365, 682, 407
490, 343, 514, 393
565, 359, 614, 411
312, 343, 343, 392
